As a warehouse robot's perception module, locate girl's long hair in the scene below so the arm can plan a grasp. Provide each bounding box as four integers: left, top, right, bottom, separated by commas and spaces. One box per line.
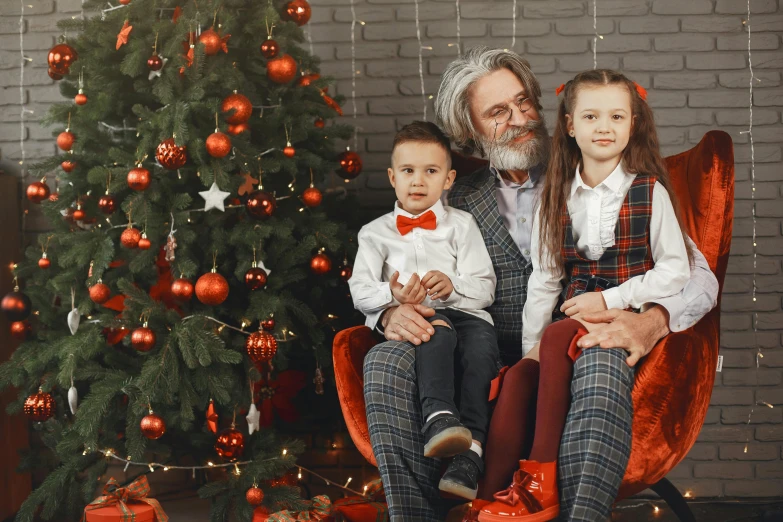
539, 69, 692, 275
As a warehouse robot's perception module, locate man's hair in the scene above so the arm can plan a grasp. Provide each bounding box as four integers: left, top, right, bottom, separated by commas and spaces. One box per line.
434, 46, 542, 155
392, 121, 452, 160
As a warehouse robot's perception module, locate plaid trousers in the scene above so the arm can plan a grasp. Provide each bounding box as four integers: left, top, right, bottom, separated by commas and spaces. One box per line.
364, 340, 635, 522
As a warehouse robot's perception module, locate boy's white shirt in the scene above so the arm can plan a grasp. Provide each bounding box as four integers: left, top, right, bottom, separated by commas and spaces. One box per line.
349, 199, 497, 330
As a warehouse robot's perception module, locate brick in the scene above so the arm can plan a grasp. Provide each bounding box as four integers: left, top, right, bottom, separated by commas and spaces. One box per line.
430, 21, 486, 39
757, 387, 783, 405
654, 73, 717, 90
397, 3, 458, 21
725, 480, 783, 497
687, 53, 747, 70
758, 312, 783, 330
490, 21, 552, 38
718, 33, 780, 51
558, 55, 620, 72
0, 18, 24, 35
722, 330, 779, 349
719, 71, 781, 88
307, 25, 353, 43
666, 462, 692, 479
556, 19, 614, 36
652, 0, 714, 15
735, 144, 782, 164
716, 0, 779, 14
0, 68, 55, 88
623, 55, 683, 71
588, 0, 649, 16
307, 7, 334, 24
757, 462, 783, 479
5, 1, 54, 15
722, 369, 782, 386
658, 35, 716, 52
335, 43, 397, 60
755, 164, 783, 182
333, 6, 392, 23
753, 16, 783, 32
0, 34, 54, 52
527, 37, 589, 55
682, 16, 746, 33
399, 40, 471, 59
319, 60, 360, 80
686, 444, 718, 461
753, 126, 783, 144
688, 91, 750, 108
694, 462, 754, 479
722, 406, 783, 424
0, 88, 26, 106
647, 92, 687, 108
362, 23, 417, 41
757, 200, 783, 217
620, 18, 679, 34
398, 77, 441, 97
735, 180, 782, 199
655, 108, 714, 126
757, 426, 783, 440
710, 387, 754, 405
368, 59, 419, 78
460, 3, 520, 20
594, 35, 651, 53
335, 79, 399, 98
0, 140, 55, 159
716, 108, 779, 125
369, 98, 429, 116
721, 315, 753, 333
754, 50, 783, 69
1, 50, 20, 69
673, 479, 723, 497
720, 443, 779, 461
524, 2, 585, 19
658, 128, 686, 146
705, 406, 721, 424
754, 89, 783, 107
57, 0, 85, 12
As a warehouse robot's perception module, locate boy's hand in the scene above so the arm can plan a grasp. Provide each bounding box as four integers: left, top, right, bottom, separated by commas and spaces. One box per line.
421, 270, 454, 301
560, 291, 608, 317
390, 271, 427, 304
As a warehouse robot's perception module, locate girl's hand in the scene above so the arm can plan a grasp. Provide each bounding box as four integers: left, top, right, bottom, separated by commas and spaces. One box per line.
390, 271, 427, 305
560, 291, 607, 317
421, 270, 454, 301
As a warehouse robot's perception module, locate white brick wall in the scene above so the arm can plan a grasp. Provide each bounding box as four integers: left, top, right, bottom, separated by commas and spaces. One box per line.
0, 0, 782, 498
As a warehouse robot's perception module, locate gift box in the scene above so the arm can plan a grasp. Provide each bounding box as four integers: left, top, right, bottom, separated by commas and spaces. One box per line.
83, 476, 168, 522
253, 495, 334, 522
332, 480, 387, 522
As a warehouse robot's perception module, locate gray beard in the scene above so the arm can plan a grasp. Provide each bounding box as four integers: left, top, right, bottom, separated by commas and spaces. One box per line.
480, 117, 551, 173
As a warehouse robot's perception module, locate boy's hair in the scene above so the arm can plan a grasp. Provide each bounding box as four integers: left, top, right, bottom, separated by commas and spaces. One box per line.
392, 121, 452, 164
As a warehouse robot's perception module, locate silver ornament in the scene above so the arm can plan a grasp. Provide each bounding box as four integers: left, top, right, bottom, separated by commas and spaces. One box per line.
68, 385, 78, 415
67, 308, 80, 335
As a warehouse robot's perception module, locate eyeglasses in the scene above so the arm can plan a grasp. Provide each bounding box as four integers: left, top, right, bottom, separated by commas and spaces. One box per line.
490, 97, 534, 125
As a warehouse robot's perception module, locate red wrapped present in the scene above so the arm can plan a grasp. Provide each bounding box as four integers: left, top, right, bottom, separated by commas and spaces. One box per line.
333, 480, 387, 522
83, 475, 168, 522
254, 495, 333, 522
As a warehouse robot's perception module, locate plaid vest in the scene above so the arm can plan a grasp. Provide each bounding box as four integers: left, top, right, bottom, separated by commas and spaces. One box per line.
559, 174, 655, 307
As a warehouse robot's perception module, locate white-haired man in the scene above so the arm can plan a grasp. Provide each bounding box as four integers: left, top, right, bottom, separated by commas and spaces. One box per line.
362, 47, 718, 521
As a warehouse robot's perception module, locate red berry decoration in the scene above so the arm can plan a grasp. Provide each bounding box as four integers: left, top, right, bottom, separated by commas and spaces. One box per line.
260, 38, 279, 59
196, 271, 229, 305
2, 290, 32, 322
227, 123, 249, 135
245, 331, 278, 365
38, 254, 51, 269
338, 149, 363, 179
48, 43, 77, 75
131, 324, 156, 352
121, 227, 142, 248
339, 264, 353, 282
261, 317, 275, 331
285, 0, 312, 26
221, 93, 252, 124
283, 143, 295, 158
24, 388, 56, 422
127, 166, 151, 190
138, 234, 151, 250
267, 54, 297, 84
74, 91, 87, 105
147, 54, 163, 71
245, 266, 267, 290
245, 191, 276, 220
26, 181, 50, 203
61, 160, 76, 172
57, 131, 75, 151
171, 278, 194, 300
140, 411, 166, 439
215, 427, 245, 459
314, 118, 325, 128
246, 486, 265, 506
155, 138, 187, 170
206, 131, 232, 158
98, 194, 116, 214
89, 282, 111, 304
10, 320, 31, 341
302, 186, 322, 208
310, 252, 332, 275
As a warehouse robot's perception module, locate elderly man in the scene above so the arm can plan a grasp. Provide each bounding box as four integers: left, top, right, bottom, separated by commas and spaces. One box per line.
362, 47, 718, 522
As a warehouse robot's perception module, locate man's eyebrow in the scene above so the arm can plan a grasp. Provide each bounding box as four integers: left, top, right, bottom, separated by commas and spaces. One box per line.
483, 89, 527, 116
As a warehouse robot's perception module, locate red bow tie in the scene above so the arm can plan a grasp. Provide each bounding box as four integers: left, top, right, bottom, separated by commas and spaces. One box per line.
396, 210, 437, 235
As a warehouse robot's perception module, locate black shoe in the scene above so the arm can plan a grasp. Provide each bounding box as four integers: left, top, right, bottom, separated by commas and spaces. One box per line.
439, 450, 483, 500
422, 413, 472, 458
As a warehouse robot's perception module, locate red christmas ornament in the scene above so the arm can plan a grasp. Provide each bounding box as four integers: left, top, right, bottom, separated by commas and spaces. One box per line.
310, 253, 332, 275
260, 38, 279, 59
119, 0, 131, 4
215, 427, 245, 459
245, 266, 267, 290
297, 72, 320, 87
283, 143, 295, 158
72, 206, 85, 221
138, 234, 151, 250
302, 186, 322, 208
206, 131, 232, 158
246, 191, 276, 220
2, 291, 32, 322
338, 149, 363, 179
98, 194, 116, 214
285, 0, 312, 26
140, 411, 166, 439
246, 331, 278, 365
267, 54, 297, 84
26, 181, 50, 203
206, 399, 218, 433
121, 227, 142, 248
227, 123, 249, 135
198, 28, 222, 55
48, 68, 63, 80
89, 282, 111, 304
322, 93, 343, 115
61, 160, 76, 172
132, 324, 156, 352
10, 320, 31, 341
246, 487, 264, 506
147, 54, 163, 71
195, 271, 229, 305
57, 131, 75, 151
261, 317, 275, 331
314, 118, 325, 129
24, 389, 56, 422
171, 278, 194, 300
339, 264, 353, 282
48, 43, 78, 75
38, 254, 51, 269
127, 166, 151, 190
155, 138, 187, 170
74, 91, 87, 105
221, 93, 252, 124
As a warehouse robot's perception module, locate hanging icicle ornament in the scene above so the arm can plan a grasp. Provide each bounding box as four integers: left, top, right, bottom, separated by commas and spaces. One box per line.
313, 366, 325, 395
246, 383, 260, 435
207, 398, 218, 433
164, 214, 177, 262
67, 288, 80, 335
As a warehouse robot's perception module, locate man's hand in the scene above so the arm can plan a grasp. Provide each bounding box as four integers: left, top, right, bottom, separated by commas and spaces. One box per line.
560, 291, 607, 317
390, 271, 427, 305
577, 305, 670, 367
421, 270, 454, 301
382, 303, 436, 345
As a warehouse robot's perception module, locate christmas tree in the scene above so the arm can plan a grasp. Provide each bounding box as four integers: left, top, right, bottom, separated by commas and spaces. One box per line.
0, 0, 363, 520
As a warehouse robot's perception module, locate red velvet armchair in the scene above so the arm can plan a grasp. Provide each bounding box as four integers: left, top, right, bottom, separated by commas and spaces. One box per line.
333, 131, 734, 521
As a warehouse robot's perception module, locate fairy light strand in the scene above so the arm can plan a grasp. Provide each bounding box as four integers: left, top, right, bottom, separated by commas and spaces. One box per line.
349, 0, 359, 150
511, 0, 517, 50
414, 0, 426, 120
592, 0, 598, 69
455, 0, 461, 55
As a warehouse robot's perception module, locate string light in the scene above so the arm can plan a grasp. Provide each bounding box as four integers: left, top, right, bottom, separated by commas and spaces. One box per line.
349, 0, 360, 151
592, 0, 599, 69
414, 0, 427, 120
511, 0, 517, 50
455, 0, 461, 55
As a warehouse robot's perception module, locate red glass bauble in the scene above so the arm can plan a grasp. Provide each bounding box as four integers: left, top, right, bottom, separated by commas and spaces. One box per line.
198, 28, 222, 55
38, 256, 50, 269
72, 207, 85, 221
26, 181, 50, 203
127, 167, 151, 190
221, 93, 252, 124
261, 317, 275, 331
121, 227, 142, 248
339, 264, 353, 282
285, 0, 312, 26
310, 253, 332, 275
74, 92, 87, 105
10, 320, 31, 340
57, 131, 75, 151
98, 194, 116, 214
61, 160, 76, 172
119, 0, 131, 4
195, 272, 229, 305
138, 236, 151, 250
246, 486, 265, 505
48, 43, 77, 74
147, 54, 163, 71
245, 331, 278, 364
297, 72, 320, 87
206, 131, 232, 158
155, 138, 187, 170
132, 326, 156, 352
337, 149, 363, 179
245, 191, 276, 220
260, 38, 279, 59
24, 390, 55, 422
283, 145, 295, 158
227, 123, 249, 135
48, 68, 63, 80
171, 278, 194, 300
245, 267, 267, 290
314, 118, 325, 128
302, 186, 322, 208
2, 291, 32, 322
267, 54, 297, 84
89, 282, 111, 304
140, 413, 166, 439
215, 427, 245, 459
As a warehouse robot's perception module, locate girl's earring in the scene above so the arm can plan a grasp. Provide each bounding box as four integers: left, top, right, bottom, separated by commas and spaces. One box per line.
569, 131, 575, 137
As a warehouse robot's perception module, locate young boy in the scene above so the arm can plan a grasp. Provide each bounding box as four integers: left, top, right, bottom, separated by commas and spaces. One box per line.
349, 121, 500, 500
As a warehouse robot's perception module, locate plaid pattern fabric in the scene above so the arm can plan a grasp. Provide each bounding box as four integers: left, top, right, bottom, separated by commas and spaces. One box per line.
82, 475, 168, 522
558, 347, 635, 522
561, 174, 655, 302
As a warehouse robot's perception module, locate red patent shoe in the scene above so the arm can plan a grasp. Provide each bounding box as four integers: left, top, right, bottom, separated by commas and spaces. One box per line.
461, 500, 492, 522
477, 460, 559, 522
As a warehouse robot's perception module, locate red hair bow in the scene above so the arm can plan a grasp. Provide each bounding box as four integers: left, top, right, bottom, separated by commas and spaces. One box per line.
555, 83, 565, 96
634, 82, 647, 100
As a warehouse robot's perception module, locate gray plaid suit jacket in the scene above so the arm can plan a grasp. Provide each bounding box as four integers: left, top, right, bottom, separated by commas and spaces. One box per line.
447, 166, 534, 364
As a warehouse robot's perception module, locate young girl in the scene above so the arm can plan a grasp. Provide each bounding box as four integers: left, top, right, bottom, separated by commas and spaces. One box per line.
478, 69, 693, 522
